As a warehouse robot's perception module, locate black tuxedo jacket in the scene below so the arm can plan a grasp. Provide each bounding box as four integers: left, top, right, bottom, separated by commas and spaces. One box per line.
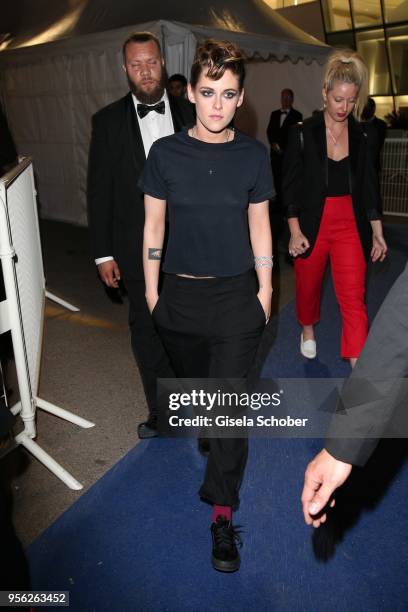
282, 111, 382, 260
266, 107, 303, 153
87, 92, 195, 280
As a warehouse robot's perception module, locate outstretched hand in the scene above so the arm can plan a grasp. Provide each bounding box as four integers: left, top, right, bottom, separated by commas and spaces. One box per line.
301, 449, 352, 527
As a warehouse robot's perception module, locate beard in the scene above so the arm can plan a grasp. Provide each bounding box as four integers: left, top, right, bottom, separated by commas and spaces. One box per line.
127, 67, 168, 104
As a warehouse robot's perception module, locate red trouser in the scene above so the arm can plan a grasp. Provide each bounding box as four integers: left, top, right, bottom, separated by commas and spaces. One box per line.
294, 195, 368, 358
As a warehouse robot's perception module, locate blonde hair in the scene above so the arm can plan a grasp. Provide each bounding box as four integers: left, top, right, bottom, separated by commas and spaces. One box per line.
323, 49, 368, 120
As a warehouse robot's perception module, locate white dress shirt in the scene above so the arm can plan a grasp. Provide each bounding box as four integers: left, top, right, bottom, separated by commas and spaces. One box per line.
95, 91, 175, 266
280, 109, 289, 127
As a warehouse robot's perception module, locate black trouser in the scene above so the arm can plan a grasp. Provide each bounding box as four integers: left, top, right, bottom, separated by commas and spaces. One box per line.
123, 276, 175, 417
153, 271, 265, 509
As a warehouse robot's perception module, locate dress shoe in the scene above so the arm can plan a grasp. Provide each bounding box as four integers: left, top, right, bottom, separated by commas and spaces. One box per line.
211, 516, 242, 572
300, 333, 317, 359
137, 416, 158, 439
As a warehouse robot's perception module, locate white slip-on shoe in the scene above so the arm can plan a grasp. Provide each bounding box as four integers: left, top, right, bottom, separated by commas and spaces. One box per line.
300, 333, 317, 359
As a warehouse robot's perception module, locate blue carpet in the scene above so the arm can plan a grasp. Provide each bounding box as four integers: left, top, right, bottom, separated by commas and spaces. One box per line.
28, 224, 408, 612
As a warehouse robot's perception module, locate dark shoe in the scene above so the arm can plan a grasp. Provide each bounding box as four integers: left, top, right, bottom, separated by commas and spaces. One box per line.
211, 516, 242, 572
137, 416, 158, 439
198, 437, 210, 457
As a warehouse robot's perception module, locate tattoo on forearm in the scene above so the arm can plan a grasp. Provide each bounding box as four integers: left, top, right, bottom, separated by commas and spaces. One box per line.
148, 248, 162, 260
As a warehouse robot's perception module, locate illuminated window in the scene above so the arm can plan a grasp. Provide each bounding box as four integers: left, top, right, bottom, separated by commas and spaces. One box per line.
383, 0, 408, 24
387, 26, 408, 93
262, 0, 315, 7
356, 29, 392, 95
322, 0, 353, 32
351, 0, 382, 28
395, 95, 408, 127
371, 96, 394, 120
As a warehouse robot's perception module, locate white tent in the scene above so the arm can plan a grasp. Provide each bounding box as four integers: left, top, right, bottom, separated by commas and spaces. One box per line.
0, 7, 330, 225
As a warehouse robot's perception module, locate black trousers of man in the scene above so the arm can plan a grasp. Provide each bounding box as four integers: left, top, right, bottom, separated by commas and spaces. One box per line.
123, 276, 175, 417
153, 271, 265, 509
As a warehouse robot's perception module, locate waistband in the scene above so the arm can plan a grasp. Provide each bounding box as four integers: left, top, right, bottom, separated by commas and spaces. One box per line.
163, 269, 255, 288
325, 194, 352, 204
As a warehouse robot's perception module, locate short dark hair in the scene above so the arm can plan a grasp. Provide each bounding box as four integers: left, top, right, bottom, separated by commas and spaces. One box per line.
190, 39, 246, 90
361, 97, 376, 121
169, 73, 188, 87
122, 32, 162, 60
282, 88, 294, 99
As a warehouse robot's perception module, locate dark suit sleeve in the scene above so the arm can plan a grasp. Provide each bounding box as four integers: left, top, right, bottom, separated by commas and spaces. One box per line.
266, 113, 274, 146
325, 263, 408, 465
362, 123, 382, 221
0, 106, 17, 174
267, 111, 279, 146
87, 112, 114, 259
282, 124, 302, 218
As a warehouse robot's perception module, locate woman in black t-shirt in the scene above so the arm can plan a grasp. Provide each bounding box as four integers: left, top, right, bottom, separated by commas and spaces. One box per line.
141, 40, 274, 573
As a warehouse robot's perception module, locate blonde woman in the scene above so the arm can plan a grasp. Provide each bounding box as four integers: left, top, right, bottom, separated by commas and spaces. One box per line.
283, 49, 387, 367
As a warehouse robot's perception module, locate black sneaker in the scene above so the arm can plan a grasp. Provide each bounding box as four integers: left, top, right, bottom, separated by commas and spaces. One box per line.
211, 516, 242, 572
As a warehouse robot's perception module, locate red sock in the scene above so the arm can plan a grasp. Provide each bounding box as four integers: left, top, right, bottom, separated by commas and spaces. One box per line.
212, 504, 232, 523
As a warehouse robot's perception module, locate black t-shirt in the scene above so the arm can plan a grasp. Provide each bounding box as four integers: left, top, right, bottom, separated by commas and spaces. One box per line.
139, 127, 274, 277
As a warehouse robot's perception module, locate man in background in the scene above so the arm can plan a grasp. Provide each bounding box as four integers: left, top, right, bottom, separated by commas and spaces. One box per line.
267, 88, 302, 200
168, 73, 188, 98
362, 97, 387, 151
87, 32, 194, 439
267, 89, 302, 263
362, 97, 387, 172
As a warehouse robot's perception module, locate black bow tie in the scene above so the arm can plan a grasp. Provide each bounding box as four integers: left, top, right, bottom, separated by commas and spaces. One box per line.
137, 100, 165, 119
281, 110, 288, 114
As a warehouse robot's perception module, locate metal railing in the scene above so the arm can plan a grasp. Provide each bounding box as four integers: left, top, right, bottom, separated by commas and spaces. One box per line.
380, 137, 408, 217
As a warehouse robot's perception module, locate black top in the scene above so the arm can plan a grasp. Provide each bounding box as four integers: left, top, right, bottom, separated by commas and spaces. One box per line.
282, 111, 382, 261
139, 127, 274, 277
327, 156, 350, 197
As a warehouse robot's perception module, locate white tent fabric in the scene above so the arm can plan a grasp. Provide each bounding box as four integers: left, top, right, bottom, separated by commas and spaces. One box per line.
1, 0, 329, 50
0, 19, 330, 226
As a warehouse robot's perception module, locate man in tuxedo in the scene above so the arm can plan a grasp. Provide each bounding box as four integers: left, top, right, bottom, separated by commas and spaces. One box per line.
301, 262, 408, 527
87, 32, 195, 439
267, 89, 302, 199
266, 89, 302, 260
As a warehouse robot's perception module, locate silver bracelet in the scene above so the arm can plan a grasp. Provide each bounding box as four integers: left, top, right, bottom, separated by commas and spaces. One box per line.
254, 256, 274, 269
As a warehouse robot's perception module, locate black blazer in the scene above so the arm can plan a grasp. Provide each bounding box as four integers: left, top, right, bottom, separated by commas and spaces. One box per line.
267, 107, 303, 153
282, 111, 382, 260
87, 92, 195, 280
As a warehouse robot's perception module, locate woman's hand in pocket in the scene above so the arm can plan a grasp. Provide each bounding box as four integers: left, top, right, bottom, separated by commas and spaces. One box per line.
257, 288, 273, 324
146, 292, 159, 315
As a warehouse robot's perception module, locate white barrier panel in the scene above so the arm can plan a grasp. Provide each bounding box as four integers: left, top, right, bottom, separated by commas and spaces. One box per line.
0, 159, 94, 490
380, 138, 408, 217
6, 160, 45, 395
